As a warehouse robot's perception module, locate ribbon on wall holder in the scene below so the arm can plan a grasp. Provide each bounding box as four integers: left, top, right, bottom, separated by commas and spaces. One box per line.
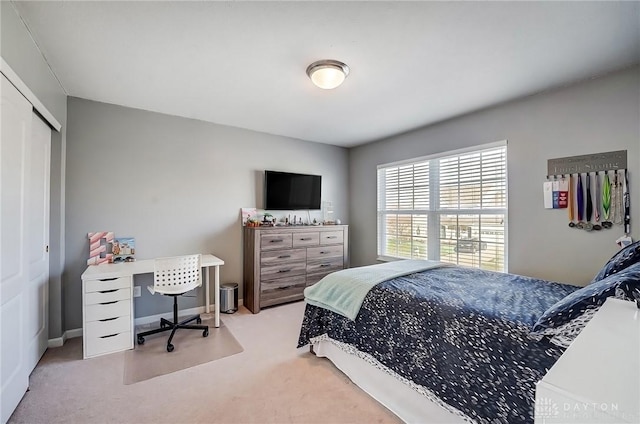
542, 174, 568, 209
576, 173, 584, 229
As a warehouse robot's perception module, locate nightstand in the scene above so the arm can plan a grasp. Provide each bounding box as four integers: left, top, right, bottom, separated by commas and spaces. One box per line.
535, 298, 639, 423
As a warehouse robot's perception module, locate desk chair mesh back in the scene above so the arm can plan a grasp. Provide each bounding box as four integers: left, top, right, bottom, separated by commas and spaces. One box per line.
136, 254, 209, 352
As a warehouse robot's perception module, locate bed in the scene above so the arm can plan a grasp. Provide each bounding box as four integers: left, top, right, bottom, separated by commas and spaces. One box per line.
297, 247, 640, 424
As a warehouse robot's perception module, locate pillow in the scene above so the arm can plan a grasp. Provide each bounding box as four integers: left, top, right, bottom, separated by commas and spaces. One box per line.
591, 239, 640, 283
532, 261, 640, 347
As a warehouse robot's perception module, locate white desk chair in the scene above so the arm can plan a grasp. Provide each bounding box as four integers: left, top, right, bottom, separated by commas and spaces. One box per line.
136, 254, 209, 352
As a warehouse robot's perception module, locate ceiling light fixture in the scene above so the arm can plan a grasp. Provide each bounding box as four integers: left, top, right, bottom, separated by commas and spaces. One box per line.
306, 60, 350, 90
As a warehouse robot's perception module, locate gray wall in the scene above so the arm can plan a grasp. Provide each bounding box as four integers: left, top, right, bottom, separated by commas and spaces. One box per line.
65, 97, 349, 330
350, 66, 640, 287
1, 2, 68, 339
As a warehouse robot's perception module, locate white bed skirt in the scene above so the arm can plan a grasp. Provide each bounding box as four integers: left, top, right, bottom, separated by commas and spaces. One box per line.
311, 336, 469, 424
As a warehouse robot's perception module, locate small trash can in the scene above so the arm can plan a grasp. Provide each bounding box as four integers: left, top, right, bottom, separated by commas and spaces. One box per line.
220, 283, 238, 313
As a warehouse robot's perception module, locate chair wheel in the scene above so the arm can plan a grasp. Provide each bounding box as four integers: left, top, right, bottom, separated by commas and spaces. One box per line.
196, 317, 202, 324
137, 336, 145, 345
203, 329, 209, 337
167, 343, 174, 352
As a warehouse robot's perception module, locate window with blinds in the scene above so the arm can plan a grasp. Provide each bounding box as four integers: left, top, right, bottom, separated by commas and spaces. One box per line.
377, 143, 507, 272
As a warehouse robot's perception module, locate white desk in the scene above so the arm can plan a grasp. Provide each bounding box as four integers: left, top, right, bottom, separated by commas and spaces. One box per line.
81, 254, 224, 358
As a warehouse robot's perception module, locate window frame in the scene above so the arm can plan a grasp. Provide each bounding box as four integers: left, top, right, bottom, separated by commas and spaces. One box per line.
376, 140, 508, 272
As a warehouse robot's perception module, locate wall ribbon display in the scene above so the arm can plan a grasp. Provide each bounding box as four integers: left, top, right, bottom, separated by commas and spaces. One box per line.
546, 169, 630, 235
545, 150, 630, 235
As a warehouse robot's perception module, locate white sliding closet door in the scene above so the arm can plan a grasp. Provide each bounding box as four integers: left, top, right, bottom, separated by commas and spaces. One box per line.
25, 111, 51, 372
1, 74, 32, 423
1, 74, 51, 423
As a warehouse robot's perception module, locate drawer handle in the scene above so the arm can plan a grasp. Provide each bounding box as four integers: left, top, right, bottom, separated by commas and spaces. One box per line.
99, 278, 118, 281
270, 239, 284, 243
278, 269, 291, 273
319, 251, 327, 254
277, 286, 289, 290
99, 317, 118, 322
277, 255, 291, 259
300, 237, 312, 241
100, 333, 119, 339
100, 301, 118, 305
99, 289, 118, 294
326, 236, 338, 239
320, 263, 331, 268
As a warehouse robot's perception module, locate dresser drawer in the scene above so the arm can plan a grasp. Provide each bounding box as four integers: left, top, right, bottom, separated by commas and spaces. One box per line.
320, 231, 344, 245
260, 276, 305, 308
85, 300, 131, 322
307, 256, 344, 274
306, 272, 334, 287
260, 233, 293, 250
85, 315, 131, 338
260, 274, 306, 292
84, 331, 132, 359
261, 261, 306, 280
292, 232, 319, 247
261, 248, 306, 266
84, 276, 131, 293
85, 287, 130, 306
307, 244, 344, 260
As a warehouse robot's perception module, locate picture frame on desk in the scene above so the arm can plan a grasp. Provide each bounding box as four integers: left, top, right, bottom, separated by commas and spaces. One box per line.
111, 237, 136, 263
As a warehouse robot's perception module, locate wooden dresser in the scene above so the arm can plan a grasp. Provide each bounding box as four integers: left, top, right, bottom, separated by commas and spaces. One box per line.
243, 225, 349, 313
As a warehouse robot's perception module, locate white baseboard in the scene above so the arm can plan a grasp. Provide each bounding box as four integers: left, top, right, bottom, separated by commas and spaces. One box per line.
47, 299, 243, 347
48, 336, 65, 348
48, 328, 83, 347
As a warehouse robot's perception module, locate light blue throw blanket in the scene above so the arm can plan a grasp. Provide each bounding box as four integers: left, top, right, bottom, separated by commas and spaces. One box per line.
304, 259, 449, 320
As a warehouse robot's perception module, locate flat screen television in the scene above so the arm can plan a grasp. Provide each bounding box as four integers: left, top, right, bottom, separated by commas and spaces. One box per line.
264, 170, 322, 210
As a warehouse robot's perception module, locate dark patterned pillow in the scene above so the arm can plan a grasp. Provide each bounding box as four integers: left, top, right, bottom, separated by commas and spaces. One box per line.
532, 262, 640, 347
591, 240, 640, 282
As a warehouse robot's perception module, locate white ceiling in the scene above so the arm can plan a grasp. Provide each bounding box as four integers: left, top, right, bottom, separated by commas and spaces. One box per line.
12, 1, 640, 147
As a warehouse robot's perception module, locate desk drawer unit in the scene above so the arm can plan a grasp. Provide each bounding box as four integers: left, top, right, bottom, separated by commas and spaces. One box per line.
84, 276, 131, 293
85, 299, 131, 322
84, 288, 130, 305
85, 332, 132, 359
82, 276, 133, 359
244, 225, 349, 313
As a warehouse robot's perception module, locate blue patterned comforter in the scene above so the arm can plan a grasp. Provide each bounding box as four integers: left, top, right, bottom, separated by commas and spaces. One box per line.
297, 266, 579, 423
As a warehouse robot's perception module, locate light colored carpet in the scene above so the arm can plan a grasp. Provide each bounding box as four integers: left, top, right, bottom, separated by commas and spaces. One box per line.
9, 301, 401, 424
124, 319, 243, 384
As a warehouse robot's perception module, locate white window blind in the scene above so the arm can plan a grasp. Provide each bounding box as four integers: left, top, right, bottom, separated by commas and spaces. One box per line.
377, 144, 507, 272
